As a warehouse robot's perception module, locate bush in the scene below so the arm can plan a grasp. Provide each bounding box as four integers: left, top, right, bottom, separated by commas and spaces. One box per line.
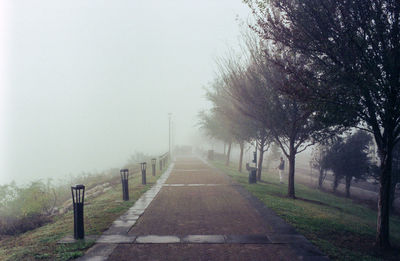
0, 213, 52, 235
0, 180, 56, 235
0, 152, 157, 236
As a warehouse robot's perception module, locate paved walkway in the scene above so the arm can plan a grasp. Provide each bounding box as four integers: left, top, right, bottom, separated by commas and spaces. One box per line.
79, 157, 329, 261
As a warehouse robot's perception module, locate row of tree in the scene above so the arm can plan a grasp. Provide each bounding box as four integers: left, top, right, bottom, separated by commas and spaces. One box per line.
199, 0, 399, 249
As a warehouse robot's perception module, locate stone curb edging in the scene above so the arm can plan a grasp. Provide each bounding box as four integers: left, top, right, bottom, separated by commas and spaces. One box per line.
75, 163, 175, 261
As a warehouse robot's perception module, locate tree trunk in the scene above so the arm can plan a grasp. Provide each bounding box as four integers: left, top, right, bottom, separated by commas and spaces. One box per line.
345, 176, 352, 198
224, 143, 226, 155
257, 146, 265, 181
287, 141, 296, 198
225, 142, 232, 166
389, 180, 396, 213
332, 174, 339, 193
318, 169, 325, 189
239, 142, 244, 172
375, 145, 393, 249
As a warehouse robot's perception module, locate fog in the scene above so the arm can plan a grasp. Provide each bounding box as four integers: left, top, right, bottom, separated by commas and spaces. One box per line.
0, 0, 251, 185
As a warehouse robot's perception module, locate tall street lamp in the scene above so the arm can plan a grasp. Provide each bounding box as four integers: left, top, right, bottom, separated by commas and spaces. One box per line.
168, 113, 172, 158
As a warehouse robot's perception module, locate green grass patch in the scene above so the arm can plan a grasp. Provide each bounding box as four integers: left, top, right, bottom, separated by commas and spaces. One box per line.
0, 164, 170, 260
212, 160, 400, 261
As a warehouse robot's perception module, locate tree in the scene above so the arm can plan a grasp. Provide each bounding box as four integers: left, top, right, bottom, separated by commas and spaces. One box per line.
310, 145, 329, 189
223, 45, 330, 198
246, 0, 400, 248
265, 142, 281, 171
391, 142, 400, 210
204, 78, 256, 169
198, 109, 234, 166
218, 54, 273, 178
255, 127, 272, 180
324, 131, 373, 197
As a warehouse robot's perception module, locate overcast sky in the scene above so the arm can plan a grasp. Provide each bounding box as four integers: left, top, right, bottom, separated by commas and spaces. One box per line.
0, 0, 251, 185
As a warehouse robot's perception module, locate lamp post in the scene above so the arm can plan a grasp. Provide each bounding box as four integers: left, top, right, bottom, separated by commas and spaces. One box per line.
253, 141, 257, 168
71, 185, 85, 239
249, 141, 257, 184
168, 113, 172, 159
151, 158, 156, 176
140, 162, 147, 185
120, 169, 129, 201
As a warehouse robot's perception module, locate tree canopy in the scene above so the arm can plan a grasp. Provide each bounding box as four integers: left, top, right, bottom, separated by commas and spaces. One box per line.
245, 0, 400, 248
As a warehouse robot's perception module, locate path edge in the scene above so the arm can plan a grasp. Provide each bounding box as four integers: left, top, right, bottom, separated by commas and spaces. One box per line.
200, 157, 330, 261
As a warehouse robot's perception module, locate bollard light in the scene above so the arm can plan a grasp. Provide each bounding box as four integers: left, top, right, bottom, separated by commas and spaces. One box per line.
151, 158, 156, 176
248, 167, 257, 184
120, 169, 129, 201
140, 162, 147, 185
245, 163, 250, 171
71, 184, 85, 239
159, 157, 162, 171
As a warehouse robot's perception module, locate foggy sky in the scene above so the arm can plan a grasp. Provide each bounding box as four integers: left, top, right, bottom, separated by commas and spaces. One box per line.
0, 0, 251, 185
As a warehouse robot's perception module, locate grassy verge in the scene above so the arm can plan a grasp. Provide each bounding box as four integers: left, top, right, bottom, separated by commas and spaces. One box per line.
0, 163, 170, 261
211, 160, 400, 261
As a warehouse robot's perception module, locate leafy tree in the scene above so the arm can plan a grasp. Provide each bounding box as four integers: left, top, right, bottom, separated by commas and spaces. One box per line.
265, 142, 281, 171
245, 0, 400, 248
324, 131, 374, 197
205, 78, 256, 171
198, 109, 234, 166
310, 145, 329, 189
223, 45, 330, 198
255, 127, 273, 180
217, 54, 274, 179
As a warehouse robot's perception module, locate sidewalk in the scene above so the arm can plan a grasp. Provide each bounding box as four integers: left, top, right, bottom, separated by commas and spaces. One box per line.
79, 157, 329, 261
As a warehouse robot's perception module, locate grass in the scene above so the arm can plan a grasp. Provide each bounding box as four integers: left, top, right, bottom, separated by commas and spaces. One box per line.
212, 160, 400, 261
0, 163, 170, 261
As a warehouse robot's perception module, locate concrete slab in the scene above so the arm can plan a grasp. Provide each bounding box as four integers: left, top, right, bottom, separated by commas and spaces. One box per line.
136, 235, 181, 244
78, 257, 106, 261
57, 235, 99, 244
76, 243, 117, 261
126, 209, 144, 216
118, 214, 140, 221
225, 234, 271, 244
96, 235, 135, 244
181, 235, 225, 244
130, 202, 151, 210
102, 226, 131, 235
112, 220, 136, 228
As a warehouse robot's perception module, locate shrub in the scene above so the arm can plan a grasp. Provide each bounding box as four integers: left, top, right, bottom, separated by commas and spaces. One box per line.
0, 180, 56, 235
